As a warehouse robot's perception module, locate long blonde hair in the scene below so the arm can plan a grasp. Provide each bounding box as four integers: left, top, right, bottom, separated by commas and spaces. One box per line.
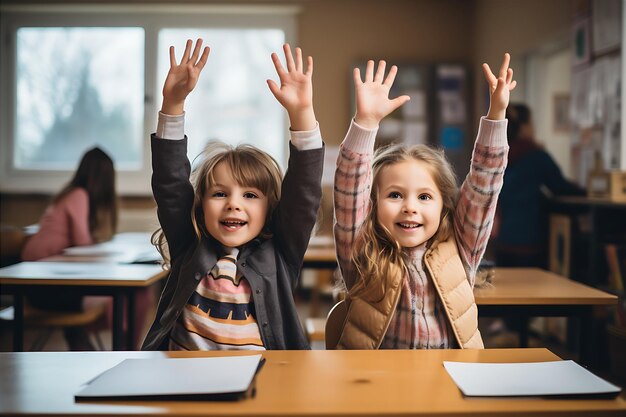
153, 141, 283, 268
350, 143, 458, 301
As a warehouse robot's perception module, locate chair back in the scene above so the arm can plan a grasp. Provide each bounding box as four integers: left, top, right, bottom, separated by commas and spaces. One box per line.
325, 299, 348, 350
0, 225, 26, 267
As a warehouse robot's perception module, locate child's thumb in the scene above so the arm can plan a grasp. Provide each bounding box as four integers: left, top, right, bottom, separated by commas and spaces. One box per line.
391, 95, 411, 110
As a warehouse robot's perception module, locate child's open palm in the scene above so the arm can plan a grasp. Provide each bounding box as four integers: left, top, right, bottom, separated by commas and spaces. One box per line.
354, 60, 410, 129
161, 39, 210, 113
267, 44, 313, 115
482, 53, 517, 120
267, 44, 316, 131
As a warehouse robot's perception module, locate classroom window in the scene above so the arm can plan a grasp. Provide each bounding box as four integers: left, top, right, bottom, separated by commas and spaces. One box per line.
15, 27, 145, 170
0, 5, 297, 194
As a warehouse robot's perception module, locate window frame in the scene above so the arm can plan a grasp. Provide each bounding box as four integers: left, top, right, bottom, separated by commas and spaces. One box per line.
0, 4, 298, 195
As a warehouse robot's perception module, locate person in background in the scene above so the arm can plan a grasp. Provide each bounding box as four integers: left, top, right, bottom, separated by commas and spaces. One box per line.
332, 53, 516, 349
492, 103, 586, 268
142, 39, 324, 351
21, 147, 118, 350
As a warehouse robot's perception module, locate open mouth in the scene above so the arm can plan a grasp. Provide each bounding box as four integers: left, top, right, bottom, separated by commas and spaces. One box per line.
397, 222, 422, 229
220, 219, 247, 230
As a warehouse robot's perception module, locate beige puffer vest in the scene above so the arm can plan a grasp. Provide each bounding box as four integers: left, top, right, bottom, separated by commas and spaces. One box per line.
337, 236, 484, 349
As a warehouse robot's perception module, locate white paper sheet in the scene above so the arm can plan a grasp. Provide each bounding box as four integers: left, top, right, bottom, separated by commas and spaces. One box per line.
443, 360, 621, 397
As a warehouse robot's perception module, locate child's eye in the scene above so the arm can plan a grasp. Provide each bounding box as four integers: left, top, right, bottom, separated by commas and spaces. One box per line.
418, 194, 432, 201
388, 191, 402, 199
243, 192, 259, 199
212, 191, 226, 198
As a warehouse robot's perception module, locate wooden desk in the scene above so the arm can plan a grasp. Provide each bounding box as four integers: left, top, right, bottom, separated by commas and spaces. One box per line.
1, 349, 624, 416
475, 267, 617, 365
43, 232, 161, 264
0, 262, 167, 351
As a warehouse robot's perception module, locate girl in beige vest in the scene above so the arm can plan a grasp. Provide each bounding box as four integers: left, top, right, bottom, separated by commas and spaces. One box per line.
333, 54, 517, 349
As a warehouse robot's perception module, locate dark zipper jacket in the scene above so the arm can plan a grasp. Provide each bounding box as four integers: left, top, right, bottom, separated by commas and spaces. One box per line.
142, 135, 324, 350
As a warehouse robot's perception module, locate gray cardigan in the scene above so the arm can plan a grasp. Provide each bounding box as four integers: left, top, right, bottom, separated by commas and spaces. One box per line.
142, 136, 324, 350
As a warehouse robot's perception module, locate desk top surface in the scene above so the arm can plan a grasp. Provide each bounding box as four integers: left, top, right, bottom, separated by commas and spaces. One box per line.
1, 349, 624, 416
474, 267, 617, 305
0, 261, 166, 287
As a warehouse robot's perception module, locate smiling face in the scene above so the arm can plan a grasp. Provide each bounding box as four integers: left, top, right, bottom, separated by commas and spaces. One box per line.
202, 161, 269, 248
376, 159, 444, 248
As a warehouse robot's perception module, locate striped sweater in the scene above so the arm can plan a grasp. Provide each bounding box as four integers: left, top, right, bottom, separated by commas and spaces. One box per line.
334, 117, 508, 349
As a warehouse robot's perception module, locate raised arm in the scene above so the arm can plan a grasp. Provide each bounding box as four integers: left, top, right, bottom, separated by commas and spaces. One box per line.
334, 61, 410, 289
267, 44, 324, 281
152, 39, 210, 261
455, 53, 516, 282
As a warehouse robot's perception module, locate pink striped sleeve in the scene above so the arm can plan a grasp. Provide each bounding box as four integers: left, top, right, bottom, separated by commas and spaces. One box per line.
454, 117, 508, 286
333, 120, 377, 290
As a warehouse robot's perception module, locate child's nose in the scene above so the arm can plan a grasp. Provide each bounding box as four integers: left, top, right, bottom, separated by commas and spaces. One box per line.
402, 199, 418, 214
226, 197, 242, 211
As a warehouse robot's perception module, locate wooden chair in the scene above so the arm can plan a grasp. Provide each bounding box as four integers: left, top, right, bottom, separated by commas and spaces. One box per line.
0, 225, 106, 350
0, 225, 26, 267
0, 300, 107, 351
325, 299, 348, 350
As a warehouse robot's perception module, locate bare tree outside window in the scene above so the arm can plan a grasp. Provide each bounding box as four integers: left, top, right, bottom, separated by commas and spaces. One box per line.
15, 28, 144, 170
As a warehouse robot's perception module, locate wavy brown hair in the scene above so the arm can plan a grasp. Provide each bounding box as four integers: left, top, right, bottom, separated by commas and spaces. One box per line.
153, 141, 283, 268
55, 147, 117, 243
350, 143, 458, 301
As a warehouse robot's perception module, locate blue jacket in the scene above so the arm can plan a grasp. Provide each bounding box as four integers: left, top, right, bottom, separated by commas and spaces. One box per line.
495, 139, 584, 247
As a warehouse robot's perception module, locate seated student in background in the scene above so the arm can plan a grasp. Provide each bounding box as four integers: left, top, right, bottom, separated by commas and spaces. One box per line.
491, 103, 586, 268
333, 54, 516, 349
21, 147, 117, 350
142, 39, 323, 351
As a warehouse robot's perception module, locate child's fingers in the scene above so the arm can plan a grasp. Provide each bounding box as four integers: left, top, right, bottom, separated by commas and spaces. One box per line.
353, 67, 363, 86
189, 38, 203, 65
365, 60, 374, 82
195, 46, 210, 70
295, 47, 303, 73
509, 79, 518, 91
180, 39, 192, 65
169, 46, 176, 68
271, 52, 287, 77
382, 65, 398, 87
305, 55, 313, 77
266, 79, 280, 98
390, 95, 411, 111
498, 53, 510, 79
283, 43, 295, 72
482, 63, 496, 86
374, 60, 386, 83
493, 77, 506, 97
506, 68, 513, 84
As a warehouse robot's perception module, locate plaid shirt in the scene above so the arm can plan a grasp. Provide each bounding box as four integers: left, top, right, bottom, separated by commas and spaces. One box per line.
334, 117, 508, 349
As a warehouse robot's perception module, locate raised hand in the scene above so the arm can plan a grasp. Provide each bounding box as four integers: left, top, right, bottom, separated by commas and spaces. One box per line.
482, 53, 517, 120
267, 44, 316, 131
161, 38, 210, 115
354, 60, 411, 129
